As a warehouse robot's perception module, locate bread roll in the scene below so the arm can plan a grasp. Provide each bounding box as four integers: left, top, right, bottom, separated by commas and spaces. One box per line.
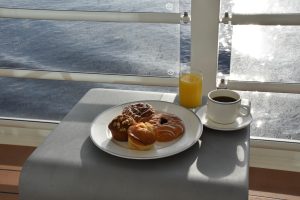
128, 122, 156, 151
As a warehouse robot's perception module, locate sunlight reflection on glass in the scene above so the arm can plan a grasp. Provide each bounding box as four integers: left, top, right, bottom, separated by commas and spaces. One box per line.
255, 120, 263, 128
233, 0, 262, 13
233, 26, 264, 59
253, 76, 265, 82
217, 72, 224, 77
268, 55, 274, 61
232, 0, 300, 14
165, 3, 174, 11
265, 92, 271, 97
219, 38, 228, 48
229, 73, 249, 81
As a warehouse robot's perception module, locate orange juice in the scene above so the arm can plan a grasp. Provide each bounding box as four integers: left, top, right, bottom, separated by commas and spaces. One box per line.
179, 73, 203, 108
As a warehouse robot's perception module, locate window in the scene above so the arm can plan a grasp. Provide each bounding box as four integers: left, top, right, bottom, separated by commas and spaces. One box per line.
0, 0, 299, 170
0, 0, 187, 122
217, 0, 300, 171
218, 0, 300, 142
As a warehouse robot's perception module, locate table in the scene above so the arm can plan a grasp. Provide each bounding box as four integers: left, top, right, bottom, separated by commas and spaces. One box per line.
20, 88, 250, 200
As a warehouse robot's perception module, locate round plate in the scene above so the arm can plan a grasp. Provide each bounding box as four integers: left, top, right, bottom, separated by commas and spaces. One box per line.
196, 105, 252, 131
90, 100, 203, 159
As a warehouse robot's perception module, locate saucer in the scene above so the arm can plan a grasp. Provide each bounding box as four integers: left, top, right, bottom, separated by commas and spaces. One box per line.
196, 105, 252, 131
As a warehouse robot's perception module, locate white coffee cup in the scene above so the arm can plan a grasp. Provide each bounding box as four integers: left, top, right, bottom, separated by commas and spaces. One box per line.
207, 89, 251, 124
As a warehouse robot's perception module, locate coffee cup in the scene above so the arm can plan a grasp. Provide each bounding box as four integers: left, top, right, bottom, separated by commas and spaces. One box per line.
207, 89, 251, 124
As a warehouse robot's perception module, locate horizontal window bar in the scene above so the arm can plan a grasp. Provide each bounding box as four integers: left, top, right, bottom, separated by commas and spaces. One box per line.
1, 118, 299, 171
250, 146, 300, 172
0, 68, 178, 87
0, 1, 179, 13
251, 136, 300, 151
0, 7, 181, 24
227, 80, 300, 94
0, 117, 58, 130
222, 13, 300, 25
1, 68, 298, 94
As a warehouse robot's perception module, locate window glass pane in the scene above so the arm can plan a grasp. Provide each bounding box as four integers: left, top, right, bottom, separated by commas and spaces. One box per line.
0, 77, 176, 121
0, 1, 189, 122
220, 0, 233, 16
230, 25, 300, 83
218, 1, 233, 75
239, 91, 300, 141
218, 24, 231, 75
0, 19, 180, 77
0, 0, 179, 13
232, 0, 300, 14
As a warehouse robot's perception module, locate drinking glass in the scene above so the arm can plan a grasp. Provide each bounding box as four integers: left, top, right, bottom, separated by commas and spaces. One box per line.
179, 65, 203, 108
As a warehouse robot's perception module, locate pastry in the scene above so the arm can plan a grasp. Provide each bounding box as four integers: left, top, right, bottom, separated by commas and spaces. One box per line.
122, 103, 155, 122
148, 113, 185, 142
127, 122, 156, 151
108, 114, 136, 141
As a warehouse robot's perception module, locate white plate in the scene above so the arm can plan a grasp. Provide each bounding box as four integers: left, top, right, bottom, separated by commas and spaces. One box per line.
90, 100, 203, 159
196, 105, 252, 131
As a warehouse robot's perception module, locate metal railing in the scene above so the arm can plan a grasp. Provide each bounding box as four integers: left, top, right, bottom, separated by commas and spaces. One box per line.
222, 12, 300, 26
0, 7, 181, 24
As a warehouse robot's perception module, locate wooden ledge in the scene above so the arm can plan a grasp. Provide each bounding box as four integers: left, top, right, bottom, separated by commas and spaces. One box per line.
250, 167, 300, 197
0, 144, 35, 196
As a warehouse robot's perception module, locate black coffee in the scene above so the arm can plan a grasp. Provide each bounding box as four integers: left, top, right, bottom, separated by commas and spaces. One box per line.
212, 96, 237, 103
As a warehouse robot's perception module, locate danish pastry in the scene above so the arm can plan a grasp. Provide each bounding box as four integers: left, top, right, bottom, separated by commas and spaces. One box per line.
108, 114, 136, 141
128, 122, 156, 151
148, 113, 185, 142
122, 103, 155, 122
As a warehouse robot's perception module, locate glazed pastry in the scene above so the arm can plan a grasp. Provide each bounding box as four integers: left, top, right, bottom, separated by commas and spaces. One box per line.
108, 114, 136, 141
127, 122, 156, 151
148, 113, 185, 142
122, 103, 155, 122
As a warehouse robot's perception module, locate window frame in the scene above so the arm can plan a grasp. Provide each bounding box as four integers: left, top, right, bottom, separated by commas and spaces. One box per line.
0, 68, 178, 87
0, 7, 182, 87
219, 11, 300, 94
1, 2, 300, 92
0, 7, 181, 23
0, 0, 299, 172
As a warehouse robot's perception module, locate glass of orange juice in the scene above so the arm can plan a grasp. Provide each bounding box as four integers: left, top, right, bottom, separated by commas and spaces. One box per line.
179, 65, 203, 108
